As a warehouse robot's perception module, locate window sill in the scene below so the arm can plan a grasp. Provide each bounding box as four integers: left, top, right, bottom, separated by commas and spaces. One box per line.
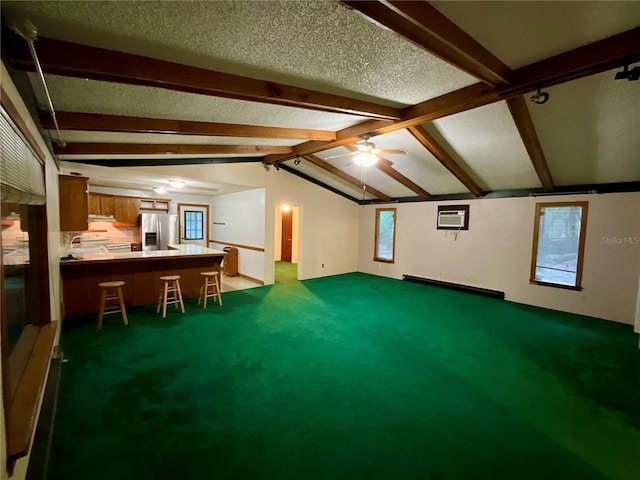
373, 258, 395, 264
7, 321, 57, 464
530, 280, 582, 291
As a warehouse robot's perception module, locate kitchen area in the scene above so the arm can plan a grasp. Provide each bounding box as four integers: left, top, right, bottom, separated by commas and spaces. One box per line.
57, 174, 229, 318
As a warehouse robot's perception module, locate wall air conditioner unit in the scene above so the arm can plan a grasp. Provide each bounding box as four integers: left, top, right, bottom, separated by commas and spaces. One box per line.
438, 210, 465, 228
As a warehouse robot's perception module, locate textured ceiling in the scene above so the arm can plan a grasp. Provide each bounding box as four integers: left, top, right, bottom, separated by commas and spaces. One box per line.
9, 0, 476, 105
528, 69, 640, 186
2, 0, 638, 202
431, 102, 541, 191
432, 1, 640, 69
29, 75, 366, 131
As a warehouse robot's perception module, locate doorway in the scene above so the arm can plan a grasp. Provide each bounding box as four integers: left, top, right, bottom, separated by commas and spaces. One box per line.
178, 203, 210, 247
275, 204, 300, 283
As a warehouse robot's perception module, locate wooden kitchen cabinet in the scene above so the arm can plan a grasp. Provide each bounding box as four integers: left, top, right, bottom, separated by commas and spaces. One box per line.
58, 175, 88, 231
114, 196, 140, 225
88, 193, 115, 216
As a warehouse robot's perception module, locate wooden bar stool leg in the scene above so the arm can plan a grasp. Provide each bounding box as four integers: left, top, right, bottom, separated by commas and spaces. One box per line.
214, 274, 222, 306
203, 278, 209, 309
176, 279, 185, 313
117, 286, 128, 325
162, 282, 169, 318
98, 289, 108, 330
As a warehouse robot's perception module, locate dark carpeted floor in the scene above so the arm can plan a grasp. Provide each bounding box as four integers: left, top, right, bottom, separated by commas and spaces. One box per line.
48, 265, 640, 479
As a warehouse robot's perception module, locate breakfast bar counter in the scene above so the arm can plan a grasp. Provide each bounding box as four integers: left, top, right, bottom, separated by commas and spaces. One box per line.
60, 245, 226, 318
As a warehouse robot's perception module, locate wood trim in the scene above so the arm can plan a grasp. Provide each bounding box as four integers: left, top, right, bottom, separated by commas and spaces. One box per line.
506, 96, 554, 192
407, 125, 484, 197
345, 145, 431, 199
236, 273, 264, 285
374, 207, 396, 263
264, 27, 640, 164
209, 240, 265, 253
278, 164, 361, 204
342, 0, 511, 86
178, 203, 210, 245
4, 33, 400, 120
302, 154, 392, 201
0, 85, 47, 163
530, 201, 589, 290
8, 322, 56, 462
39, 110, 337, 141
53, 143, 292, 156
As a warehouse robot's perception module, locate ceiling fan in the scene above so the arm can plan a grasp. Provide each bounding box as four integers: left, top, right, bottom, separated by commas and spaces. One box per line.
325, 135, 407, 167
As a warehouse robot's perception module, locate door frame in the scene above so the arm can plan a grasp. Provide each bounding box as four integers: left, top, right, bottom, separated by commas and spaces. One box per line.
177, 203, 210, 247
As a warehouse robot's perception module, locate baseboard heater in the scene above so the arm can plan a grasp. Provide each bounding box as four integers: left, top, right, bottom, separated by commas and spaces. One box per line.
402, 275, 505, 300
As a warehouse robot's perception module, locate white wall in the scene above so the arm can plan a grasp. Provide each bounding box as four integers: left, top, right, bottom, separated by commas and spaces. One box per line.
210, 189, 266, 281
134, 163, 360, 284
358, 192, 640, 325
1, 61, 62, 480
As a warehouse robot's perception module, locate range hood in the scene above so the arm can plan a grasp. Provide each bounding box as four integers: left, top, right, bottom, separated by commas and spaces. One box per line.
87, 214, 115, 222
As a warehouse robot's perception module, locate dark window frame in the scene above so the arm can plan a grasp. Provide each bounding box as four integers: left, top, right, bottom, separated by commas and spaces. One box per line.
183, 210, 204, 240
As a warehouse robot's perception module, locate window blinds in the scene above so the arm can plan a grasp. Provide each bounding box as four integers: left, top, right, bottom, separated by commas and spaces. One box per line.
0, 106, 46, 205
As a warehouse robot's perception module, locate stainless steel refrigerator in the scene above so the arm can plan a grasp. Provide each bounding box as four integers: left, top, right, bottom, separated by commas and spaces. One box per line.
140, 213, 179, 251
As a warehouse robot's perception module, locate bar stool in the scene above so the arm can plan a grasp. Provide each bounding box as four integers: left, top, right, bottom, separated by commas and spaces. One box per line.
157, 275, 185, 318
97, 281, 128, 329
198, 271, 223, 309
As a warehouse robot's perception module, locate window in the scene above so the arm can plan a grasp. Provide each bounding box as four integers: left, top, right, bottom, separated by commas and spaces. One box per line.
1, 104, 54, 464
184, 210, 204, 240
530, 202, 588, 290
374, 208, 396, 263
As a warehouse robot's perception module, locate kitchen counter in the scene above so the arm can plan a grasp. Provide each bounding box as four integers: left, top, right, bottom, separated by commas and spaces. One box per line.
62, 244, 225, 264
60, 244, 226, 318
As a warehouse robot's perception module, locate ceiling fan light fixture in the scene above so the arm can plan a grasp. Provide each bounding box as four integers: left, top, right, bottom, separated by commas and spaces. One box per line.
153, 186, 167, 194
353, 152, 378, 167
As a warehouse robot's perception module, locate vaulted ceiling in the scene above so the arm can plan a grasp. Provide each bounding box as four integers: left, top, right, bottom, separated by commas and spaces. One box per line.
2, 1, 639, 202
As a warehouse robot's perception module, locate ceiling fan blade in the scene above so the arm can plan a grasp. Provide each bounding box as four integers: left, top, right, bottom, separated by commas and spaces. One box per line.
375, 148, 407, 155
324, 151, 358, 160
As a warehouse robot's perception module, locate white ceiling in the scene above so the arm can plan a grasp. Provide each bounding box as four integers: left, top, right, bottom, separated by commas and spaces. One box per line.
2, 0, 639, 202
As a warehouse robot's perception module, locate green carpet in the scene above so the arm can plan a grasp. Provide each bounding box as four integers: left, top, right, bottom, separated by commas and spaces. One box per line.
49, 268, 640, 479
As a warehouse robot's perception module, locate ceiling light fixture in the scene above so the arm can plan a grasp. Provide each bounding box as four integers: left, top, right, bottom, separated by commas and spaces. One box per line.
614, 63, 640, 81
530, 85, 550, 105
280, 204, 291, 212
353, 152, 378, 167
168, 179, 185, 188
153, 186, 167, 194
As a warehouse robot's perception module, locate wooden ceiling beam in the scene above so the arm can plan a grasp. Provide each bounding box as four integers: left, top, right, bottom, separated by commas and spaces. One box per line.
4, 33, 400, 121
407, 125, 484, 197
345, 145, 431, 199
506, 96, 555, 192
39, 111, 337, 141
342, 0, 511, 86
301, 154, 392, 201
265, 27, 640, 164
53, 143, 291, 156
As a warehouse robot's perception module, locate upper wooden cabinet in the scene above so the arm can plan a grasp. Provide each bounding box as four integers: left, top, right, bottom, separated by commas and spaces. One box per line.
58, 175, 88, 232
88, 193, 115, 216
114, 196, 140, 225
